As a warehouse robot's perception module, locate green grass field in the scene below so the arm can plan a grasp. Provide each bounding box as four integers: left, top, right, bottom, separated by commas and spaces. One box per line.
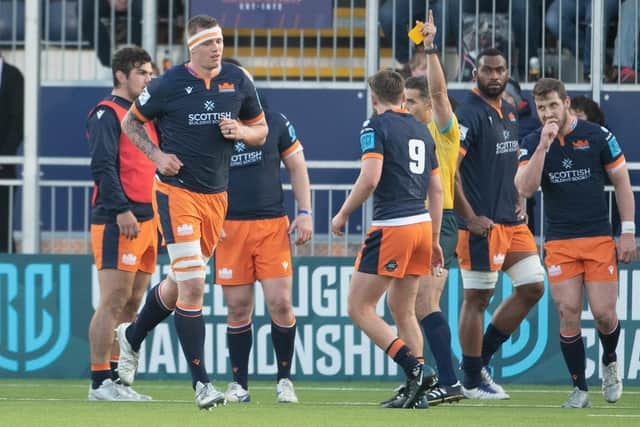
1, 380, 639, 427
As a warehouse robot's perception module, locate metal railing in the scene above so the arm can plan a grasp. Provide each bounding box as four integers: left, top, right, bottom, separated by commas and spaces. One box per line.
2, 156, 640, 256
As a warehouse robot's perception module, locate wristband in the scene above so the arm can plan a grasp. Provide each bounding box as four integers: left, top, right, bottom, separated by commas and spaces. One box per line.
424, 46, 439, 55
298, 209, 312, 216
621, 221, 636, 235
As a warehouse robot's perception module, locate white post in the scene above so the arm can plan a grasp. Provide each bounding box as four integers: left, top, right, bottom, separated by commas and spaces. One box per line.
142, 0, 157, 59
22, 0, 41, 253
591, 0, 603, 103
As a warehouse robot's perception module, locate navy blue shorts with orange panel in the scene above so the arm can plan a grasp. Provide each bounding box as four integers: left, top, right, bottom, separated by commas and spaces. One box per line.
456, 223, 537, 272
544, 236, 618, 283
215, 216, 292, 285
355, 221, 432, 278
152, 180, 228, 258
91, 217, 158, 273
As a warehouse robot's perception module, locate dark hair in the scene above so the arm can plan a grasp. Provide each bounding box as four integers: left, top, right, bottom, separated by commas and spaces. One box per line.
405, 76, 430, 99
571, 95, 605, 126
476, 47, 507, 66
111, 46, 151, 88
532, 78, 568, 101
187, 15, 218, 37
368, 69, 404, 105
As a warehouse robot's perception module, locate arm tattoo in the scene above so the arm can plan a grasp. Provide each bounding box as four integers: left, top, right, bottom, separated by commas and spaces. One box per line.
122, 110, 159, 160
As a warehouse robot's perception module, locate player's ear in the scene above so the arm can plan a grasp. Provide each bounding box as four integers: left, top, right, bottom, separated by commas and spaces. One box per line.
472, 67, 478, 82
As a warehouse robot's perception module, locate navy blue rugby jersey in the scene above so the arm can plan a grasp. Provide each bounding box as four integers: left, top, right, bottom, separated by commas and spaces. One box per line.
226, 110, 302, 219
456, 88, 521, 225
132, 62, 264, 194
360, 108, 439, 221
519, 119, 626, 240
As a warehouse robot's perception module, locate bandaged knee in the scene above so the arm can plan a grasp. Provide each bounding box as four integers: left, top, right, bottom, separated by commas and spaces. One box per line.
505, 255, 545, 287
460, 269, 499, 290
167, 241, 206, 281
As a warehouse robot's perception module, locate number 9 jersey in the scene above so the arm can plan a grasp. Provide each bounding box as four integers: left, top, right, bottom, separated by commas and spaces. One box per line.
359, 108, 439, 221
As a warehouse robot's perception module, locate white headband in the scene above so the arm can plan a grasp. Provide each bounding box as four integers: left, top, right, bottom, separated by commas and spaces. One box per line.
187, 26, 223, 51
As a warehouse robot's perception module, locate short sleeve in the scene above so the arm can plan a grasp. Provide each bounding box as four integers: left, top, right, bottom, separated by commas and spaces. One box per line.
518, 132, 540, 166
428, 140, 440, 175
359, 118, 384, 161
277, 113, 303, 159
238, 76, 265, 124
132, 77, 169, 122
455, 107, 475, 156
599, 127, 626, 172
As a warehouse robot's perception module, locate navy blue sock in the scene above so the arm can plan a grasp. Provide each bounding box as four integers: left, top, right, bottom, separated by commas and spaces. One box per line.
481, 323, 509, 367
421, 311, 457, 386
461, 355, 483, 389
386, 338, 421, 379
174, 304, 209, 389
91, 364, 111, 389
598, 321, 621, 365
560, 332, 588, 391
271, 320, 296, 381
227, 321, 252, 389
126, 283, 173, 352
110, 358, 119, 382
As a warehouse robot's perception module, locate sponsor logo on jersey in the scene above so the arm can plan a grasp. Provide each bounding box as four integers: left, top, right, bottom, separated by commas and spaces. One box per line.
204, 100, 215, 112
562, 158, 573, 169
177, 224, 194, 236
360, 131, 375, 152
218, 82, 235, 93
548, 167, 591, 184
218, 268, 233, 279
121, 253, 137, 266
495, 140, 519, 154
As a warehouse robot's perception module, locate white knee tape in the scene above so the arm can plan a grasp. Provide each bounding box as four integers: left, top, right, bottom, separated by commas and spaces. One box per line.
505, 255, 545, 287
167, 241, 206, 281
460, 269, 499, 290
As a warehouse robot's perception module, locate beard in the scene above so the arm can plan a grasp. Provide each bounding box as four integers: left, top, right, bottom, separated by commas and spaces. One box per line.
477, 79, 508, 99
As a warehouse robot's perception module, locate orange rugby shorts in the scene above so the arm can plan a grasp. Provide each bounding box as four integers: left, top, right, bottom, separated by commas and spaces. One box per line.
91, 217, 158, 273
544, 236, 618, 283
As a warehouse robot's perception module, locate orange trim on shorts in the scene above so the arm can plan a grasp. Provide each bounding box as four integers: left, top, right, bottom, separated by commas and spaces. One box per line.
605, 155, 625, 171
386, 338, 405, 359
280, 140, 302, 159
362, 152, 383, 161
91, 363, 111, 371
431, 167, 440, 176
130, 104, 150, 122
242, 111, 266, 125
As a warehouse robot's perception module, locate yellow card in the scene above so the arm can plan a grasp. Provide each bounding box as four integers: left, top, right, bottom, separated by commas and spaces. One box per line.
408, 21, 424, 45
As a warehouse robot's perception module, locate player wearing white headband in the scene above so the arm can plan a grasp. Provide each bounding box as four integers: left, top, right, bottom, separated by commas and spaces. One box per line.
118, 15, 268, 410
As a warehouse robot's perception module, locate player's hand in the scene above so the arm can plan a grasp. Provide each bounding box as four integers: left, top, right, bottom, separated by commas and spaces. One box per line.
331, 212, 347, 237
420, 10, 437, 49
219, 228, 226, 243
617, 233, 637, 263
540, 121, 559, 150
431, 241, 444, 276
117, 210, 140, 240
219, 119, 242, 140
467, 215, 494, 237
289, 213, 313, 245
152, 151, 182, 176
515, 203, 528, 222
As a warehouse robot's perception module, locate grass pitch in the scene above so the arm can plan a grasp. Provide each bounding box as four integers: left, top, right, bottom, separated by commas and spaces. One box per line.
1, 380, 639, 427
